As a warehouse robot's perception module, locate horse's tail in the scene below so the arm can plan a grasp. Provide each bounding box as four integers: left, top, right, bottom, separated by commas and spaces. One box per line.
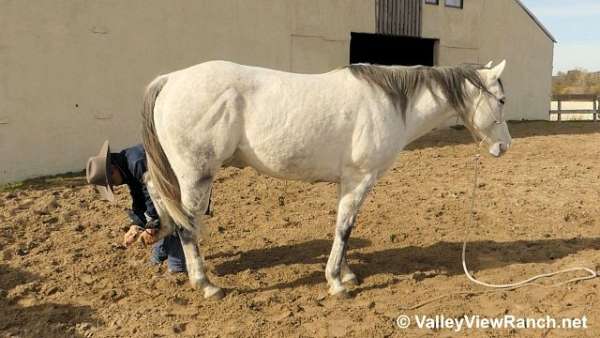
141, 76, 195, 232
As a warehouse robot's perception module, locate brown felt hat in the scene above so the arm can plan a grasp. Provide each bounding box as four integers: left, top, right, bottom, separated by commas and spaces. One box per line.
86, 140, 115, 202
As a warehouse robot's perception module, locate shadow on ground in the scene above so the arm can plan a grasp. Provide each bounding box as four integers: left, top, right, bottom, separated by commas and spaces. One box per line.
0, 265, 101, 338
0, 171, 86, 192
212, 236, 600, 293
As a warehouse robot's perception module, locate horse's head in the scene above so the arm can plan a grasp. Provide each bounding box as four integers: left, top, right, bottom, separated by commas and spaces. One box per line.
469, 60, 512, 157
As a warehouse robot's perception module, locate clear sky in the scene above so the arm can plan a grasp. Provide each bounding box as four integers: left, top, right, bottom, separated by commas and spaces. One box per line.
520, 0, 600, 74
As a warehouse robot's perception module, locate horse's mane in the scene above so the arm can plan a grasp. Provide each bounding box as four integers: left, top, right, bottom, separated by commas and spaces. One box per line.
347, 63, 494, 121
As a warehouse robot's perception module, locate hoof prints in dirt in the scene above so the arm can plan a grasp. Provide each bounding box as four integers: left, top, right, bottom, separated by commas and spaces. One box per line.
1, 122, 600, 337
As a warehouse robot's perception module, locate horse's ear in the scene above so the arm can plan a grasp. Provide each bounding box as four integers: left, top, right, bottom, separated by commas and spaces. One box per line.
484, 61, 493, 68
490, 60, 506, 80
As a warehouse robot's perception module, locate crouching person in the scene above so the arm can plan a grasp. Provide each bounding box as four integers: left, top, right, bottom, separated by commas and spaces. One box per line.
86, 141, 208, 273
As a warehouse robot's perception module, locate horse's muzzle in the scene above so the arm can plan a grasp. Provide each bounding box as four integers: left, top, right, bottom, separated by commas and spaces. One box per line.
489, 141, 510, 157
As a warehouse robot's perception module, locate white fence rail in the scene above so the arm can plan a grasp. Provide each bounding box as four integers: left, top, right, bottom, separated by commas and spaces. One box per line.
550, 94, 599, 121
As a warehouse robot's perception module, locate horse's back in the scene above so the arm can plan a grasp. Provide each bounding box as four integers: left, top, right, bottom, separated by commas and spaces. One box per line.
154, 61, 397, 182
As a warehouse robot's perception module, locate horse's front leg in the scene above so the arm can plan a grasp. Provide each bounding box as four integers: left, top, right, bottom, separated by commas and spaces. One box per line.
177, 228, 224, 300
325, 172, 376, 297
341, 257, 358, 285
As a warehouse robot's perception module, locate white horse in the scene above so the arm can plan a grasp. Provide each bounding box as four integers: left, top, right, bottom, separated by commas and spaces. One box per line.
141, 60, 511, 300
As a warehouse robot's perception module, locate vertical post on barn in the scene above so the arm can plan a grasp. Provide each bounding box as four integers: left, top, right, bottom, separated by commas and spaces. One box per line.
557, 100, 562, 121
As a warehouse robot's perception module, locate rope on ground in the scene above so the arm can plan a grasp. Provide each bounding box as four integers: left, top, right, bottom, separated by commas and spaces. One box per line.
399, 149, 598, 310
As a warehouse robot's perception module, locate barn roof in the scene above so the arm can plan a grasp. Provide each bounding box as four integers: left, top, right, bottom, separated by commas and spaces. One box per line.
515, 0, 557, 43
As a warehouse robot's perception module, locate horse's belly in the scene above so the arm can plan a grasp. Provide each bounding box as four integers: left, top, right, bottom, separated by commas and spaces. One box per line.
235, 142, 343, 183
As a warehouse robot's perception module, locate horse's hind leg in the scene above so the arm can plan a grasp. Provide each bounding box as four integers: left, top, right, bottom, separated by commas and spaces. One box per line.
325, 172, 376, 297
156, 220, 175, 240
178, 228, 223, 300
178, 174, 224, 300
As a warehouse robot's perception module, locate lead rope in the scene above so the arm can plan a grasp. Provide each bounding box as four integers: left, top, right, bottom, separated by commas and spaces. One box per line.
399, 145, 598, 311
461, 149, 598, 288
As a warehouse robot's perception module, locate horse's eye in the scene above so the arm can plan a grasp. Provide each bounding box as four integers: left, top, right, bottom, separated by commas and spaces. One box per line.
499, 98, 506, 105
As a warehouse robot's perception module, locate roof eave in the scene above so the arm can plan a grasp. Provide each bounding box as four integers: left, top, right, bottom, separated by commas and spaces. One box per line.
515, 0, 557, 43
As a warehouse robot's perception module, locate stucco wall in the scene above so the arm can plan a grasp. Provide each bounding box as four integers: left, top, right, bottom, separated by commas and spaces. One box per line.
422, 0, 482, 64
422, 0, 554, 121
0, 0, 374, 183
0, 0, 554, 183
478, 0, 554, 121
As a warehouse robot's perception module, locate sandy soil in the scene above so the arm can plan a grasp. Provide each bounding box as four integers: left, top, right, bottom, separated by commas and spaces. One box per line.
1, 121, 600, 338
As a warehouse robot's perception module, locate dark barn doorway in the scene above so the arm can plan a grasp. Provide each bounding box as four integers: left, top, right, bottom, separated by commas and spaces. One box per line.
350, 32, 437, 66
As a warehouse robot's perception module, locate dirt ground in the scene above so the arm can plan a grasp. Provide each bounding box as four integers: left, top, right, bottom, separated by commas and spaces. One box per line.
1, 121, 600, 338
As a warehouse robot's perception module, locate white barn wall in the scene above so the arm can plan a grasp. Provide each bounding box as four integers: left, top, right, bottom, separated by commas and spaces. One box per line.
0, 0, 374, 183
0, 0, 554, 183
478, 0, 554, 121
422, 0, 554, 123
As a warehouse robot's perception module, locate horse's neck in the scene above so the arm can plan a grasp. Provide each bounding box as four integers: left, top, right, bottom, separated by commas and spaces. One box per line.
403, 88, 456, 144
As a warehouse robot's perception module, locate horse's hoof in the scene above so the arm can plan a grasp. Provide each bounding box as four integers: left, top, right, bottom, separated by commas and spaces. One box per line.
342, 274, 360, 286
328, 285, 351, 299
331, 289, 351, 299
204, 286, 225, 300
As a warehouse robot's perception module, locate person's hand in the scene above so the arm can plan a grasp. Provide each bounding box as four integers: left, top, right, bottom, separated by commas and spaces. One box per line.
123, 225, 144, 247
140, 228, 159, 245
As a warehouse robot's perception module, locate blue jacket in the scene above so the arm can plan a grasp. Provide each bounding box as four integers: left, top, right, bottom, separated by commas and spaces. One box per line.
111, 144, 159, 228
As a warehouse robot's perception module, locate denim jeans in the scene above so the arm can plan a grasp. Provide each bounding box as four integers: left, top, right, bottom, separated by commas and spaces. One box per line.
150, 233, 186, 273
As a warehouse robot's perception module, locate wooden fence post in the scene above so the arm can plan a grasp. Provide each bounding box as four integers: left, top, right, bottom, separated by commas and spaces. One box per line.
594, 98, 598, 122
557, 100, 561, 121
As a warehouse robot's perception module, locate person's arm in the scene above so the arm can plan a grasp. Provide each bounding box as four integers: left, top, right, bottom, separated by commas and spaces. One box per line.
132, 158, 160, 229
129, 185, 149, 225
141, 185, 159, 224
